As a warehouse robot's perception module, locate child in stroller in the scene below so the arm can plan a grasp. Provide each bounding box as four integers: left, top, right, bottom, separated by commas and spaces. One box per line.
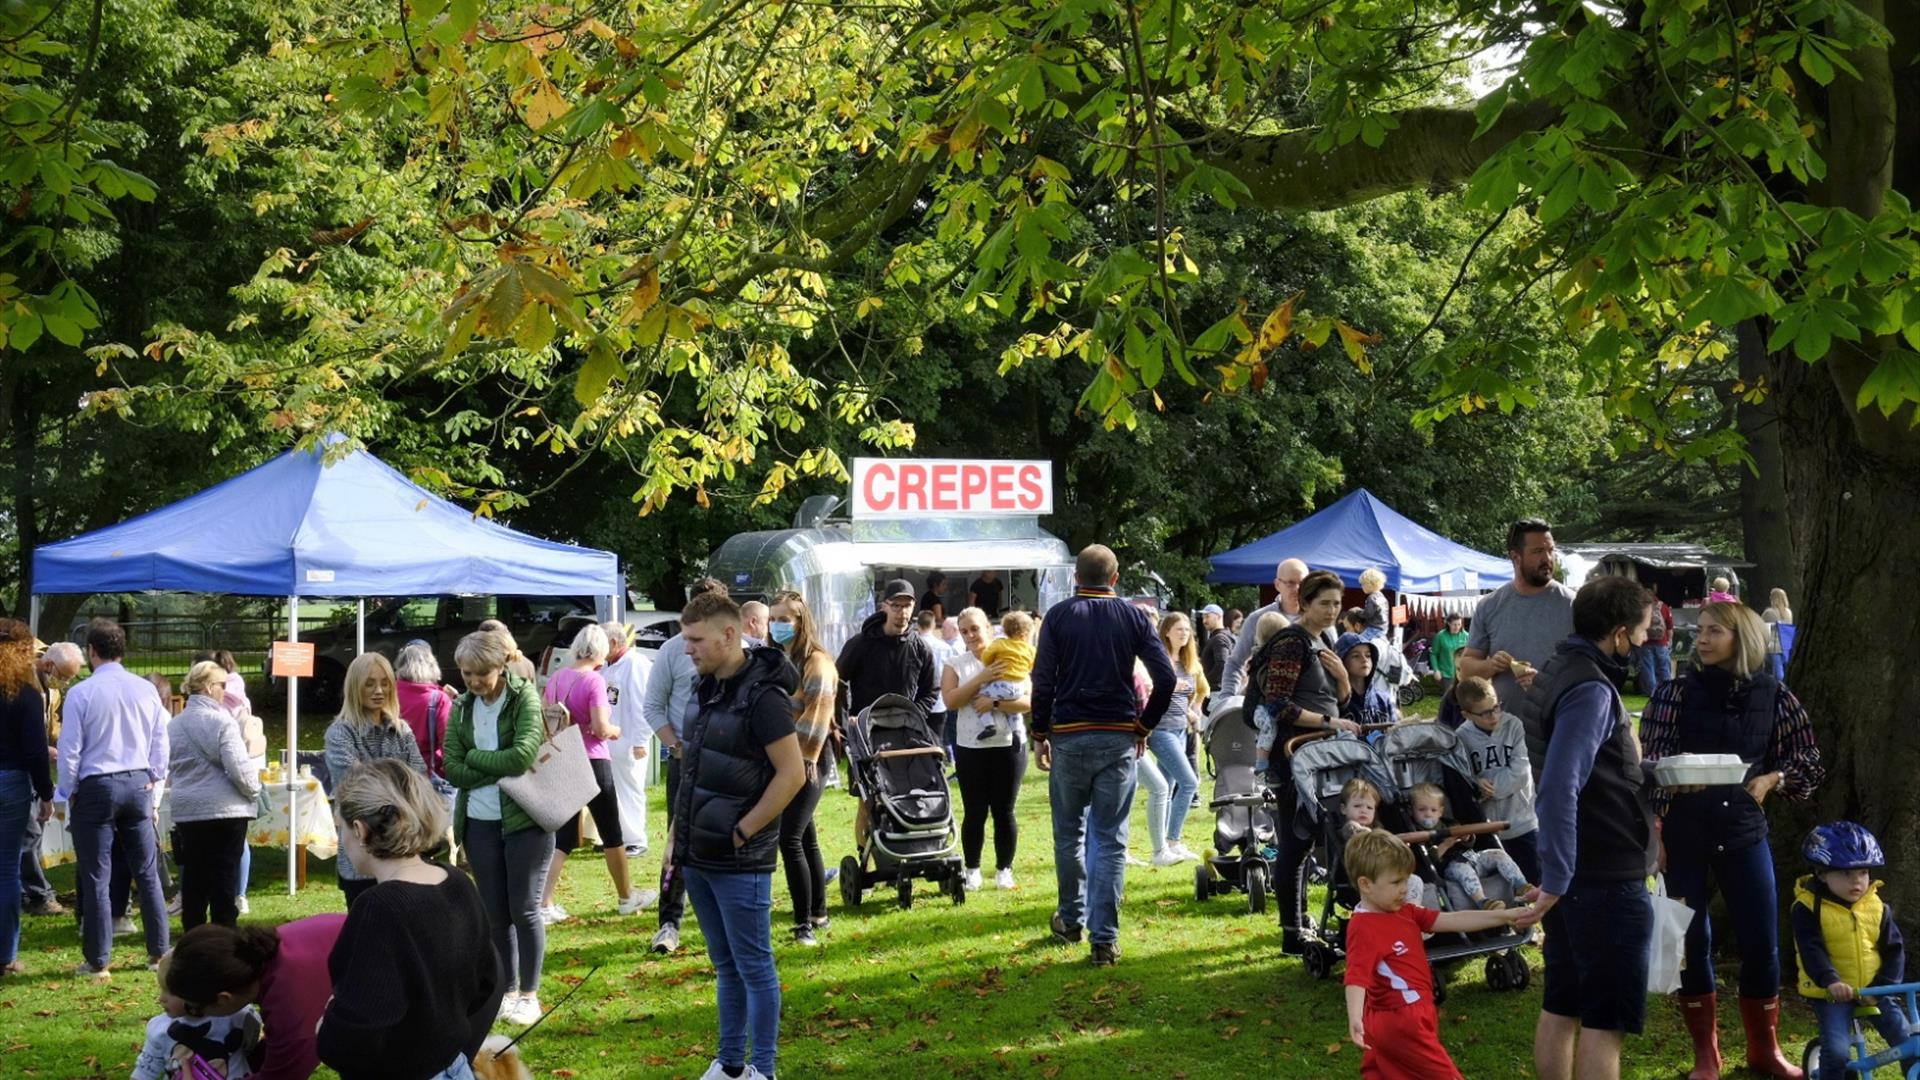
837, 693, 966, 910
1407, 783, 1533, 911
1194, 697, 1281, 914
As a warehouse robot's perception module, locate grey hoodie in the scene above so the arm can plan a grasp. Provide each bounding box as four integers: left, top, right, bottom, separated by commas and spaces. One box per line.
1451, 711, 1537, 839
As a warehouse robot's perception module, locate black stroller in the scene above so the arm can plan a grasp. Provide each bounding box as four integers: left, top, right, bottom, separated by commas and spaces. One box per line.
837, 694, 965, 909
1379, 722, 1534, 996
1286, 733, 1406, 980
1194, 696, 1279, 914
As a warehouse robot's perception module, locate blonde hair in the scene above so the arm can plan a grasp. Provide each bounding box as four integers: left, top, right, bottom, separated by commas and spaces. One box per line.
337, 652, 404, 732
1408, 783, 1447, 810
334, 758, 448, 861
1698, 601, 1770, 678
1159, 612, 1210, 704
1711, 576, 1731, 592
1452, 675, 1497, 713
1252, 611, 1287, 647
1344, 828, 1415, 883
956, 606, 991, 636
183, 661, 229, 698
455, 630, 513, 672
1340, 778, 1381, 805
1001, 610, 1035, 640
1359, 568, 1386, 593
1769, 588, 1791, 615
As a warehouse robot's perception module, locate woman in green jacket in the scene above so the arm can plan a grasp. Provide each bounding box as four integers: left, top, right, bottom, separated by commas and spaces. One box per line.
443, 630, 551, 1027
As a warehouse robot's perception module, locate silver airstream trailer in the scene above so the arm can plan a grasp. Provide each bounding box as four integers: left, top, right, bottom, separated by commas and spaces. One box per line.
707, 495, 1076, 654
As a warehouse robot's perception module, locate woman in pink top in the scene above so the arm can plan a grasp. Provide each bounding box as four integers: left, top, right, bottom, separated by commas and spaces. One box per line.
394, 642, 455, 778
538, 624, 649, 920
163, 916, 347, 1080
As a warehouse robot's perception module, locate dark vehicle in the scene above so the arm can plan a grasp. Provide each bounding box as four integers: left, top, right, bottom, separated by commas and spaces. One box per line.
536, 610, 682, 686
274, 595, 592, 710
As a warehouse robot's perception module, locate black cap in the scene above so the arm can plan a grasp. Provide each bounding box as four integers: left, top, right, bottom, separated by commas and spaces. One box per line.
883, 578, 916, 601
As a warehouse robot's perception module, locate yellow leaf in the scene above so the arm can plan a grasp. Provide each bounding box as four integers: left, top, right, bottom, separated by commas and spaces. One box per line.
629, 269, 660, 320
1257, 290, 1303, 353
1336, 322, 1381, 375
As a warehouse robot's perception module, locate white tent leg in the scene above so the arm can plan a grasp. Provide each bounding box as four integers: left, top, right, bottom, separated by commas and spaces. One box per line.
356, 599, 365, 656
28, 594, 41, 637
287, 596, 299, 897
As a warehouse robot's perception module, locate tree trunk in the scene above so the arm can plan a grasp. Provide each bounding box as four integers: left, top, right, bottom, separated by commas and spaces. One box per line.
8, 392, 37, 619
1769, 346, 1920, 916
1735, 321, 1799, 605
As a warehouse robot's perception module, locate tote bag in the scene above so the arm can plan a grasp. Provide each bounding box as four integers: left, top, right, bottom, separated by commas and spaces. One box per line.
499, 722, 597, 833
1647, 874, 1696, 994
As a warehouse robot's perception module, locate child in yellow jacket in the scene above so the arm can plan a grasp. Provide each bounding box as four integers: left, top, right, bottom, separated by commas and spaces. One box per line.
1793, 821, 1917, 1077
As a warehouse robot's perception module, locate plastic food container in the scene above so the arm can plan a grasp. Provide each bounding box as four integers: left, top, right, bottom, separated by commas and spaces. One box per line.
1653, 753, 1751, 787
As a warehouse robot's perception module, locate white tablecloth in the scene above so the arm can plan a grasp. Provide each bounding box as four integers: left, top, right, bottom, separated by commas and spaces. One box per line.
41, 776, 338, 868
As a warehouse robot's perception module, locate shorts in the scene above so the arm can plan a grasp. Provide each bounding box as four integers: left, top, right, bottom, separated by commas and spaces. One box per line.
1361, 1004, 1461, 1080
556, 758, 624, 853
1541, 877, 1653, 1033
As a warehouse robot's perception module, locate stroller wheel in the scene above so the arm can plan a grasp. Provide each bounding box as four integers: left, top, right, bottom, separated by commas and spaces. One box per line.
951, 871, 966, 906
897, 878, 913, 910
1398, 680, 1426, 707
1195, 864, 1212, 903
1306, 854, 1328, 886
1303, 941, 1332, 980
838, 856, 863, 908
1504, 951, 1530, 990
1430, 967, 1448, 1006
1485, 954, 1510, 991
1245, 864, 1269, 916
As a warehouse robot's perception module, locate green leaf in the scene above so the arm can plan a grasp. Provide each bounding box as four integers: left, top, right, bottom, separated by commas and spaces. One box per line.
41, 312, 82, 346
575, 338, 626, 406
1853, 350, 1920, 419
8, 313, 43, 351
1472, 82, 1512, 139
1578, 165, 1617, 213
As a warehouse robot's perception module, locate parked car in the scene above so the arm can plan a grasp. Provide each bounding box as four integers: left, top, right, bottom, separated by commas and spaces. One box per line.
536, 610, 681, 688
273, 595, 593, 710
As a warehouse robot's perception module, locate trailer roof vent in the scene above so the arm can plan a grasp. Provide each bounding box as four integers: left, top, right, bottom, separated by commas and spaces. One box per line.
793, 494, 843, 529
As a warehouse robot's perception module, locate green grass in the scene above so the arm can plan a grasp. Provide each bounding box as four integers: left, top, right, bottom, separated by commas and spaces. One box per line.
6, 723, 1828, 1079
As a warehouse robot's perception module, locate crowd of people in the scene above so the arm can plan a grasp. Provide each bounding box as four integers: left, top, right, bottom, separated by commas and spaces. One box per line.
0, 521, 1895, 1080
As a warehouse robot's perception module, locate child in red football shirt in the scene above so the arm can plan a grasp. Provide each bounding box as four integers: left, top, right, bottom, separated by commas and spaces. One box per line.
1342, 828, 1527, 1079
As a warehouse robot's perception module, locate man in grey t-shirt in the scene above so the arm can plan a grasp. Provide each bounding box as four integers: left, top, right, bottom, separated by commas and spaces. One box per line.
1457, 519, 1575, 710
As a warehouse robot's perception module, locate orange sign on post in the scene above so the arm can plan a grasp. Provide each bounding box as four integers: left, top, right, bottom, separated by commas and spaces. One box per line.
272, 641, 316, 678
1391, 605, 1409, 627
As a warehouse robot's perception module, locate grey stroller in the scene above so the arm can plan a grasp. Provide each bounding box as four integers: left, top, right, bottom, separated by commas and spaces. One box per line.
838, 694, 965, 909
1194, 696, 1279, 914
1288, 734, 1407, 979
1379, 722, 1535, 997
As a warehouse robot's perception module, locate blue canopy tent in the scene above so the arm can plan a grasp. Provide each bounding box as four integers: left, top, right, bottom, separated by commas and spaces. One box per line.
1206, 488, 1513, 596
31, 435, 620, 892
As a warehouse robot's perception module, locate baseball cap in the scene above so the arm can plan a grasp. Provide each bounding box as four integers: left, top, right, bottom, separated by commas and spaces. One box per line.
1200, 604, 1224, 617
883, 579, 916, 602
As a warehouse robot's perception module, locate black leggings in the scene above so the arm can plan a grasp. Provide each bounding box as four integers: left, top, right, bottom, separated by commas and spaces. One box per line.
778, 766, 826, 927
954, 741, 1025, 871
172, 818, 249, 930
557, 758, 623, 852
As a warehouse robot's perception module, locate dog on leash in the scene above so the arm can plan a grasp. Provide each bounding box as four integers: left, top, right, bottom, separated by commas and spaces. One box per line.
470, 1035, 533, 1080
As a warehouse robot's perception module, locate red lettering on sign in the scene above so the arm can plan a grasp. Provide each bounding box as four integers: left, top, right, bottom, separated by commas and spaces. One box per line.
1017, 464, 1045, 510
960, 464, 988, 507
899, 464, 928, 511
989, 465, 1015, 509
862, 462, 895, 513
930, 464, 959, 511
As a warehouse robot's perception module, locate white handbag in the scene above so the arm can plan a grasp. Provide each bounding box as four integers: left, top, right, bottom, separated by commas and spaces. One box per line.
499, 722, 597, 833
1647, 874, 1697, 994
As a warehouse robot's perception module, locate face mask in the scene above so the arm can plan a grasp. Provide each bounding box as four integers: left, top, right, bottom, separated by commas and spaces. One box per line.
770, 622, 795, 645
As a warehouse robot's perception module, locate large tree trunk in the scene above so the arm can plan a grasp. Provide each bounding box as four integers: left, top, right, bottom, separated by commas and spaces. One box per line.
1735, 321, 1799, 605
1769, 348, 1920, 916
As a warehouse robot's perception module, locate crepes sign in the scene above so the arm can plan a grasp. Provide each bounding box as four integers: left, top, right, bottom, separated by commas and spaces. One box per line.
850, 458, 1054, 519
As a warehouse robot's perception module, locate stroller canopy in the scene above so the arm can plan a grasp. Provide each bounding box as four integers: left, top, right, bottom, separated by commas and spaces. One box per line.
1289, 736, 1400, 825
844, 693, 936, 763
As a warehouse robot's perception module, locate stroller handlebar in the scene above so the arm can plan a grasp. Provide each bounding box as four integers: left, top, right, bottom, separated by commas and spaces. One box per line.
1282, 724, 1398, 759
1395, 821, 1511, 845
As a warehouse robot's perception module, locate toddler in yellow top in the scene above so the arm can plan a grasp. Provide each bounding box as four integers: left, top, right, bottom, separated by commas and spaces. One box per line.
980, 611, 1036, 695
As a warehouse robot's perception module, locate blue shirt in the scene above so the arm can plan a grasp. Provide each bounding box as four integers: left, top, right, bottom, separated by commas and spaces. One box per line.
642, 632, 700, 742
55, 661, 170, 800
1533, 680, 1619, 895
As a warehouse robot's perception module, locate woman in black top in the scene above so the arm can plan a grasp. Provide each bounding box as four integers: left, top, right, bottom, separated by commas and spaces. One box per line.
0, 619, 54, 977
918, 572, 948, 624
317, 758, 504, 1080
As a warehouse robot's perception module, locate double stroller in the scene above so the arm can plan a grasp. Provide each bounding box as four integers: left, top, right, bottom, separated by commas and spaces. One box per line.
1193, 696, 1280, 914
837, 694, 966, 909
1289, 724, 1533, 1000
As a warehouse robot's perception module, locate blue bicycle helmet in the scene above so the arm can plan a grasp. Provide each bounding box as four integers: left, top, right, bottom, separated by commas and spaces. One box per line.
1803, 822, 1885, 871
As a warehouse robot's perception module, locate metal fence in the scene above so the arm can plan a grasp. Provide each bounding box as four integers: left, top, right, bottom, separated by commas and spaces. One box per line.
68, 615, 347, 683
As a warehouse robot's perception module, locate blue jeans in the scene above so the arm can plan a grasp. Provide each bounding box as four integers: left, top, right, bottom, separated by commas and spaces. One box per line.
1666, 837, 1782, 998
1636, 644, 1673, 697
1812, 999, 1916, 1078
0, 770, 32, 965
71, 772, 170, 970
237, 839, 251, 896
1147, 729, 1200, 847
683, 867, 780, 1077
1048, 731, 1137, 946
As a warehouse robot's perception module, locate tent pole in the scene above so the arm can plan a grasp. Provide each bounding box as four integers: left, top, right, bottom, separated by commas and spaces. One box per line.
28, 594, 40, 638
287, 595, 299, 897
355, 599, 365, 656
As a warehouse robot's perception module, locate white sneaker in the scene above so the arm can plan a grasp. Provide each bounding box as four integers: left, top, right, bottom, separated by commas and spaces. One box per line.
112, 916, 136, 937
617, 890, 659, 916
995, 868, 1016, 890
512, 994, 543, 1025
1173, 843, 1202, 862
234, 895, 250, 915
1123, 852, 1149, 868
1151, 849, 1186, 867
697, 1061, 770, 1080
497, 991, 522, 1020
539, 904, 570, 925
962, 868, 982, 892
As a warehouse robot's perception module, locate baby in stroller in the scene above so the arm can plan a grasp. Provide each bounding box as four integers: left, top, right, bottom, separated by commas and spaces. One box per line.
1338, 778, 1429, 909
1406, 783, 1532, 911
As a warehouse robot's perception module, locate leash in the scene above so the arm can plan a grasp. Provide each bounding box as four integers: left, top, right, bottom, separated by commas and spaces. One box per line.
491, 963, 602, 1058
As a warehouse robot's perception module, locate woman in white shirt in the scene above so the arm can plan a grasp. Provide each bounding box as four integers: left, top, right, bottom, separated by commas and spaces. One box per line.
943, 607, 1030, 891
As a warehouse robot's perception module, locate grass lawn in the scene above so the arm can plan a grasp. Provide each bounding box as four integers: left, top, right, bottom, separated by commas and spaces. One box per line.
7, 706, 1831, 1079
